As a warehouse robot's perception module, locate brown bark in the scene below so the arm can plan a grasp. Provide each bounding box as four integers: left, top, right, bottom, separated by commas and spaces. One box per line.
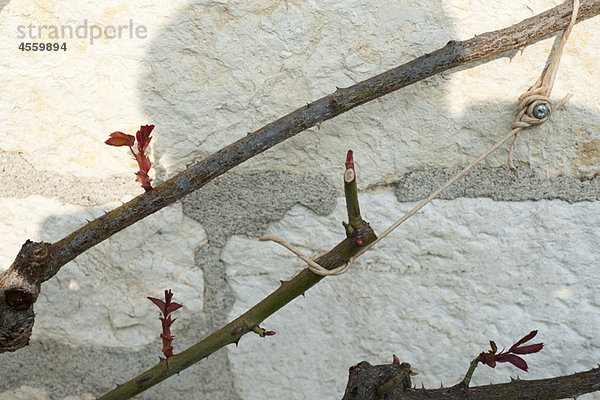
1, 0, 598, 353
342, 360, 600, 400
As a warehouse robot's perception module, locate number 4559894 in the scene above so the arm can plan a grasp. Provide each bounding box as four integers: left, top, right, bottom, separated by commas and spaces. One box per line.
19, 42, 67, 51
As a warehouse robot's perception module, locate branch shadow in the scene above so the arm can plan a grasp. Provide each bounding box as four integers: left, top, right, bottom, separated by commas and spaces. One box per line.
1, 1, 599, 399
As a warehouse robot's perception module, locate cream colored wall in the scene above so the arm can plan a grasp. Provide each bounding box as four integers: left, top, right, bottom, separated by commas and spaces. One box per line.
0, 1, 599, 399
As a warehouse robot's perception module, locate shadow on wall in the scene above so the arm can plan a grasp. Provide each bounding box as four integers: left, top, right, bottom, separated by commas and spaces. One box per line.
1, 1, 599, 399
138, 1, 600, 184
135, 2, 457, 397
135, 1, 600, 399
137, 0, 466, 182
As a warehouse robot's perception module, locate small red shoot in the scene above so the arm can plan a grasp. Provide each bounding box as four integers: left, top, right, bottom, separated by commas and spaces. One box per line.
106, 124, 155, 191
479, 330, 543, 372
148, 289, 182, 359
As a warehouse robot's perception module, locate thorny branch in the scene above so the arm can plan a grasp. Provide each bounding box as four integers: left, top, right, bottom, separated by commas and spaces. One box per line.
0, 3, 598, 398
96, 151, 376, 399
342, 360, 600, 400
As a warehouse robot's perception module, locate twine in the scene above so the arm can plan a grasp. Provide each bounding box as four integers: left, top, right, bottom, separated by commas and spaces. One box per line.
508, 0, 579, 171
259, 235, 350, 276
260, 0, 580, 277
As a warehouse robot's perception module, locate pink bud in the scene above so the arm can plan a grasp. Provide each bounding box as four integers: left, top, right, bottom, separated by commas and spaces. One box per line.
345, 150, 354, 170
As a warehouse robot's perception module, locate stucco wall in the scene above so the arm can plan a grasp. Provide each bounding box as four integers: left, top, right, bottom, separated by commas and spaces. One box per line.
1, 1, 599, 399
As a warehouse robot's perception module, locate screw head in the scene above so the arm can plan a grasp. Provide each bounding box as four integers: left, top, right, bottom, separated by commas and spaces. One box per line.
533, 103, 549, 119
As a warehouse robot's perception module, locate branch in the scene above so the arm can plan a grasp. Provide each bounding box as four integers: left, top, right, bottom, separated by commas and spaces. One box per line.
1, 0, 598, 352
96, 155, 376, 399
342, 360, 600, 400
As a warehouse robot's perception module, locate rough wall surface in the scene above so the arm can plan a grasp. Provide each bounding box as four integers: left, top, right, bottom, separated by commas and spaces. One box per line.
0, 0, 599, 399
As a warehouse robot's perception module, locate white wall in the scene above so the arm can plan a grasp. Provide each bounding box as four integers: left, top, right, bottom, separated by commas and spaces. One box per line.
0, 1, 599, 399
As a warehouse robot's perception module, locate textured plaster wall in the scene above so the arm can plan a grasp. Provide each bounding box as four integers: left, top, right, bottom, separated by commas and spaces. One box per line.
0, 1, 599, 399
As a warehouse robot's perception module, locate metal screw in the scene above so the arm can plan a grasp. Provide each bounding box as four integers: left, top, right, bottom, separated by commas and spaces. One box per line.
532, 103, 550, 119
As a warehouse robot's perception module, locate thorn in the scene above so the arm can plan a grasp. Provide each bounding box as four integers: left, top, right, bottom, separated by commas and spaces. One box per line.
316, 123, 321, 130
301, 292, 306, 298
279, 280, 288, 287
306, 103, 310, 108
421, 383, 425, 389
336, 86, 340, 91
440, 382, 444, 388
392, 354, 400, 364
85, 219, 91, 223
510, 376, 516, 382
234, 339, 240, 347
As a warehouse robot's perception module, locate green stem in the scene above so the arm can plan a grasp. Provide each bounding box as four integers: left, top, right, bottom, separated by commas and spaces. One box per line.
461, 356, 481, 387
344, 150, 362, 229
98, 155, 375, 399
97, 226, 376, 400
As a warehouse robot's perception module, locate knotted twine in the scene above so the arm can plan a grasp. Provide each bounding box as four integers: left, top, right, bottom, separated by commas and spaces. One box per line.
261, 0, 580, 277
508, 0, 579, 171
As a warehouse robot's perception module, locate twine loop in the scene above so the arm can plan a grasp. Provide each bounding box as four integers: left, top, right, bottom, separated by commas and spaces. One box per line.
508, 0, 579, 171
512, 94, 552, 129
259, 235, 352, 276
